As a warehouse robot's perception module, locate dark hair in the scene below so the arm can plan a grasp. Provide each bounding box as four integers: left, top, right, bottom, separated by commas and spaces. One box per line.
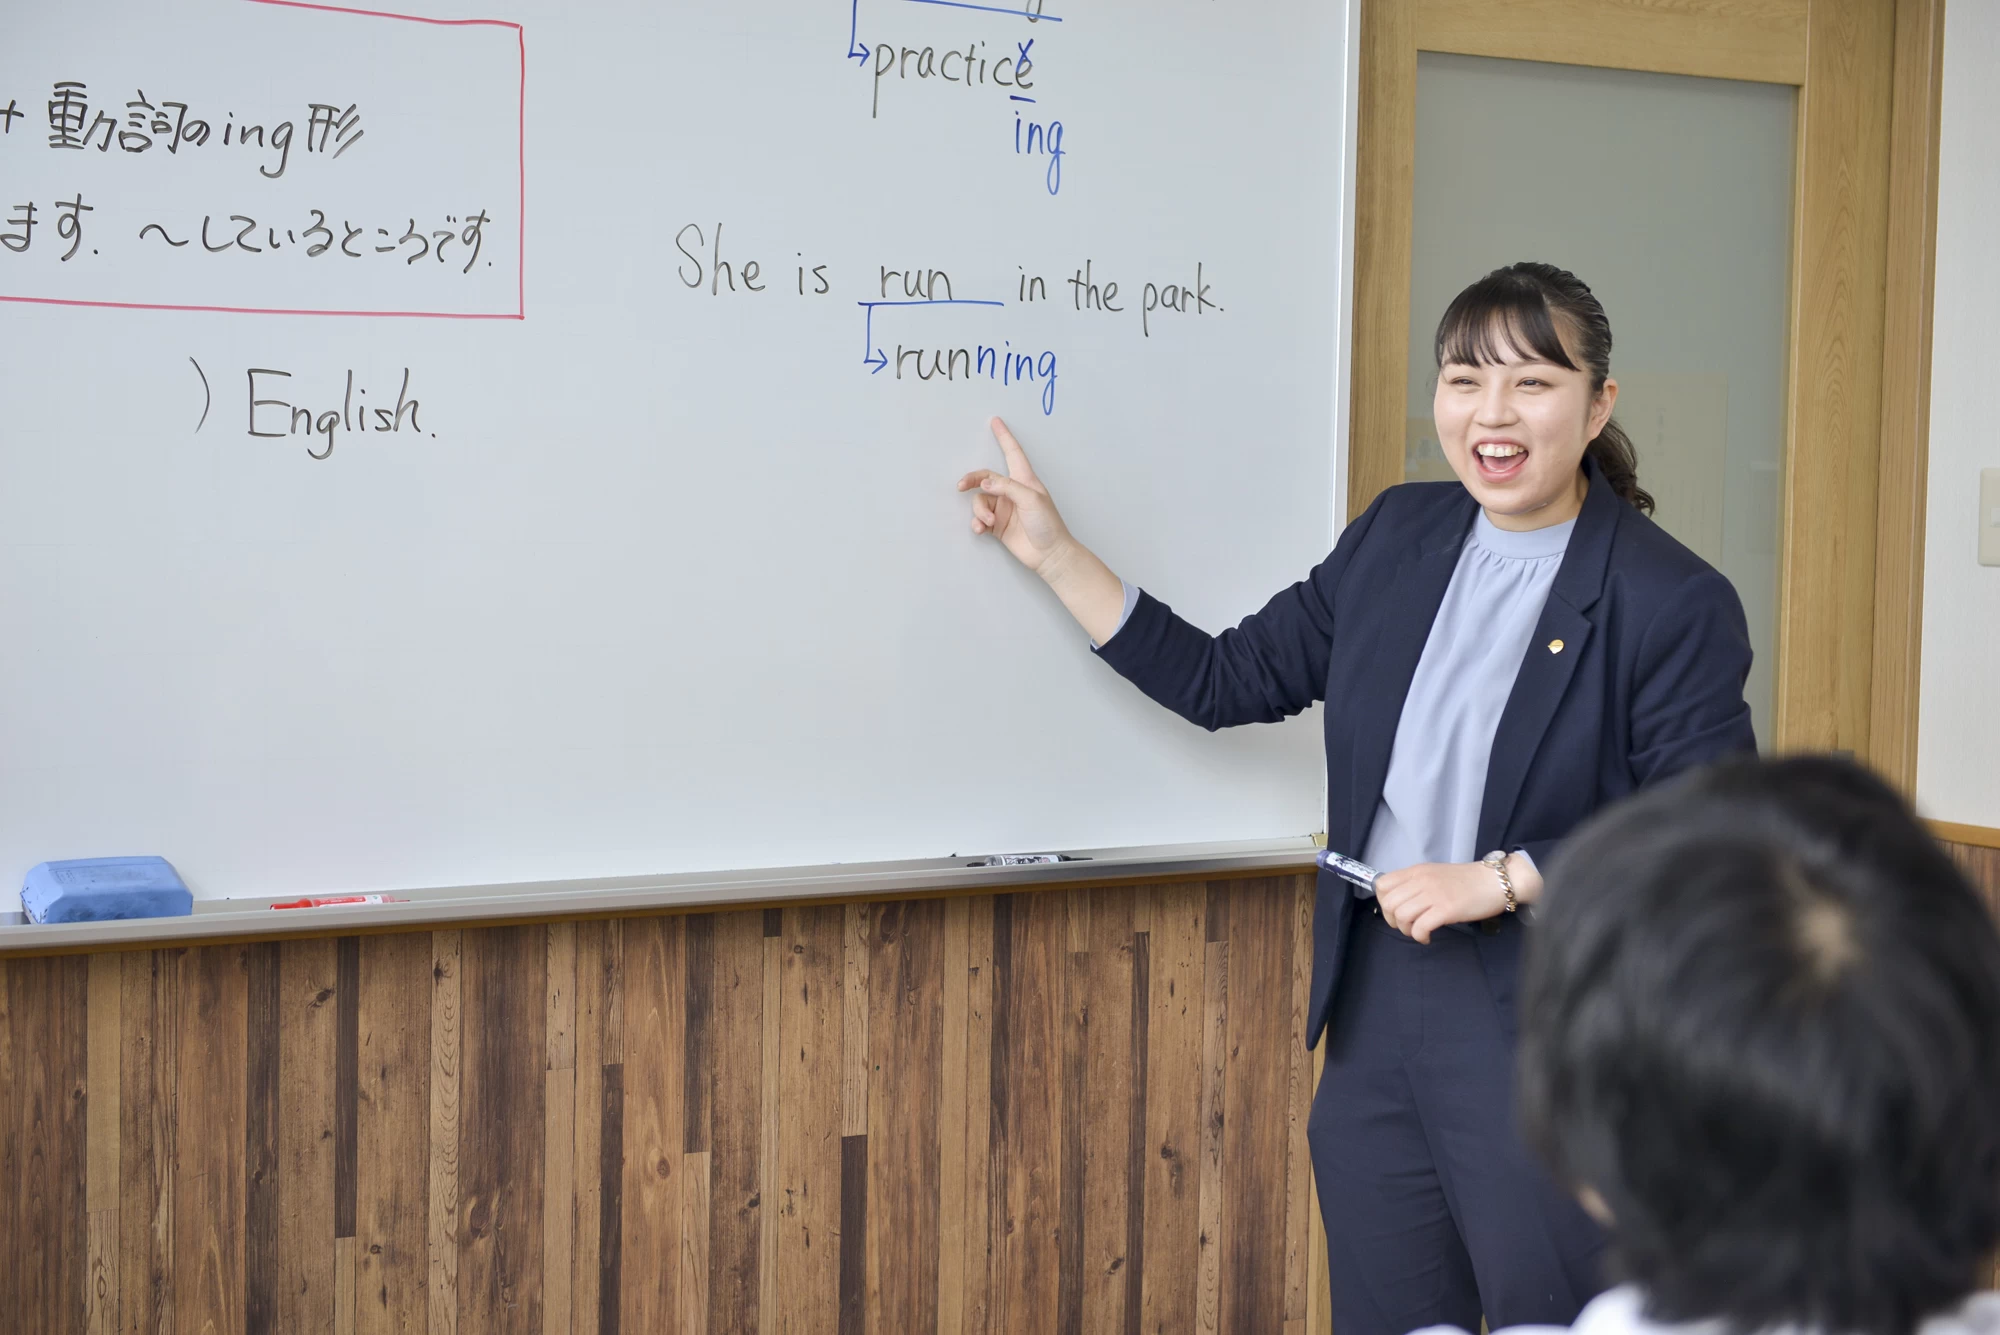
1520, 756, 2000, 1335
1434, 261, 1654, 514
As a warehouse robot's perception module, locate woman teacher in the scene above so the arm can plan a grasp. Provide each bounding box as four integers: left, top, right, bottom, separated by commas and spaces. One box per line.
956, 262, 1756, 1335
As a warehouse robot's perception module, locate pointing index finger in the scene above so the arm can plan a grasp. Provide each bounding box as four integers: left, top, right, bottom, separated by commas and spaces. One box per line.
989, 416, 1039, 483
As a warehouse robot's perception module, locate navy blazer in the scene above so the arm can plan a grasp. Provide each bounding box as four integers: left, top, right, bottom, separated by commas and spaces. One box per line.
1096, 459, 1756, 1045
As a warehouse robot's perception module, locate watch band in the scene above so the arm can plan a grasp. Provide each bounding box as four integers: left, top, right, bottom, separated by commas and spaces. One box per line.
1483, 850, 1518, 914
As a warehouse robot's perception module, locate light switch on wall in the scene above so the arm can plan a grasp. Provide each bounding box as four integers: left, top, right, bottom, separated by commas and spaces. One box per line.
1985, 469, 2000, 567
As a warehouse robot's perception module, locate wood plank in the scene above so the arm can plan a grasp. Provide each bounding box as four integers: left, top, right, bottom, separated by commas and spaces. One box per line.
1284, 880, 1316, 1326
961, 899, 996, 1335
544, 1067, 576, 1335
620, 917, 687, 1335
1140, 885, 1207, 1334
244, 943, 280, 1335
356, 934, 433, 1335
839, 1135, 867, 1335
684, 914, 715, 1156
456, 927, 546, 1335
4, 955, 90, 1335
87, 953, 122, 1214
335, 938, 359, 1242
995, 892, 1064, 1334
335, 1237, 356, 1335
842, 905, 871, 1139
865, 901, 945, 1335
1195, 938, 1228, 1335
278, 939, 341, 1335
120, 950, 177, 1335
89, 1207, 119, 1335
775, 905, 846, 1335
1126, 921, 1151, 1335
759, 933, 782, 1335
1347, 0, 1417, 518
597, 1063, 625, 1335
1080, 891, 1136, 1335
1059, 904, 1087, 1335
1308, 1038, 1331, 1335
547, 924, 577, 1074
428, 931, 463, 1335
708, 912, 766, 1334
602, 920, 625, 1068
935, 898, 973, 1335
1220, 884, 1290, 1334
1868, 0, 1948, 790
572, 922, 610, 1335
683, 1151, 713, 1335
1414, 0, 1807, 85
175, 946, 249, 1335
1775, 0, 1897, 752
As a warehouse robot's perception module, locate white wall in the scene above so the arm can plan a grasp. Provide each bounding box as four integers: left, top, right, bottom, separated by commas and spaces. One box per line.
1915, 0, 2000, 828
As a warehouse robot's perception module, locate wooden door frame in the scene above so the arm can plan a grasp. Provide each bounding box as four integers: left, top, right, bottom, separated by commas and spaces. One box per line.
1347, 0, 1947, 779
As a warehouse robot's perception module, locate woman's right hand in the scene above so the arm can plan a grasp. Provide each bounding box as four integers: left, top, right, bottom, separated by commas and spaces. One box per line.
957, 417, 1077, 576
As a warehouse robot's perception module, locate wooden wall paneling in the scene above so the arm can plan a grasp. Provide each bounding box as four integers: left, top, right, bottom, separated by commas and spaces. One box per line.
707, 911, 767, 1334
759, 917, 783, 1335
936, 898, 975, 1335
959, 897, 999, 1335
571, 922, 609, 1335
457, 926, 547, 1335
1948, 842, 2000, 917
773, 905, 845, 1334
354, 934, 433, 1335
620, 915, 687, 1335
175, 946, 248, 1335
244, 943, 281, 1335
1347, 0, 1417, 519
2, 954, 88, 1335
278, 938, 341, 1335
545, 924, 578, 1335
1140, 884, 1207, 1334
1078, 889, 1137, 1335
1126, 896, 1152, 1335
994, 891, 1065, 1333
864, 900, 945, 1335
1196, 910, 1229, 1333
428, 930, 464, 1335
87, 952, 122, 1335
119, 949, 178, 1335
1284, 880, 1317, 1335
1775, 0, 1897, 752
1868, 0, 1948, 791
1413, 0, 1807, 84
1219, 882, 1295, 1333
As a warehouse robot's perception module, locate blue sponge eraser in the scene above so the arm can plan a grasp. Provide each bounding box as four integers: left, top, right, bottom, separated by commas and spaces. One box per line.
21, 857, 194, 924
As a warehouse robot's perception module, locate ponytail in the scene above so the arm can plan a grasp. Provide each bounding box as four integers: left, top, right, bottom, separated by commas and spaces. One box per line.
1586, 419, 1654, 515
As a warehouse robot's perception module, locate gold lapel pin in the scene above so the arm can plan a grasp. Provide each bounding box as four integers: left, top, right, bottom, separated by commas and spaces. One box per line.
1548, 639, 1566, 654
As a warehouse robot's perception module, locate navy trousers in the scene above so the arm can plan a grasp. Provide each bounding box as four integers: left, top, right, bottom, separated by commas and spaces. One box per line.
1308, 908, 1608, 1335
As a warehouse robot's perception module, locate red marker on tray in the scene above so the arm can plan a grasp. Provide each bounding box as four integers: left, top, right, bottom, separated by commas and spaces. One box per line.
269, 894, 408, 910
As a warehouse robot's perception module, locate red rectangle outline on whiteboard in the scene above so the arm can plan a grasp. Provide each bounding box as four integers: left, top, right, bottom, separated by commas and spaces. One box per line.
0, 0, 527, 321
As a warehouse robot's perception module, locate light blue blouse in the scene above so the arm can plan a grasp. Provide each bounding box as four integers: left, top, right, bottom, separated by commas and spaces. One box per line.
1362, 512, 1573, 872
1104, 509, 1573, 873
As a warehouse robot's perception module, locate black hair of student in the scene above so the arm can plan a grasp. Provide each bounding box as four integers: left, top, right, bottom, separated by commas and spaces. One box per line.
1519, 755, 2000, 1335
1434, 261, 1654, 514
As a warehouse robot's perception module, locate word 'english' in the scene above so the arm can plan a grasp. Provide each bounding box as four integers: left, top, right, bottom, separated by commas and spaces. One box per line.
248, 367, 427, 460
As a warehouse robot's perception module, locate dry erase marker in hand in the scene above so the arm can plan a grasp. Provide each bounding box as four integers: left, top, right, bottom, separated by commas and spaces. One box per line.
1317, 849, 1380, 897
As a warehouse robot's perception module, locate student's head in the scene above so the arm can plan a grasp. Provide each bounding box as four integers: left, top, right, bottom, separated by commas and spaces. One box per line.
1520, 755, 2000, 1335
1432, 262, 1651, 523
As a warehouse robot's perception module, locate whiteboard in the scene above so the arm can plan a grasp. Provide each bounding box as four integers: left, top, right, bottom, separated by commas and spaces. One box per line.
0, 0, 1355, 904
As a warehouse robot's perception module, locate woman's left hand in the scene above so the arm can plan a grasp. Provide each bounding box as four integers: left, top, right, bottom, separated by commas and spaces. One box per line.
1374, 856, 1540, 944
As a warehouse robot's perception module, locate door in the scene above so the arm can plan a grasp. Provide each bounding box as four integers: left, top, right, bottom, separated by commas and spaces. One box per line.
1347, 0, 1946, 768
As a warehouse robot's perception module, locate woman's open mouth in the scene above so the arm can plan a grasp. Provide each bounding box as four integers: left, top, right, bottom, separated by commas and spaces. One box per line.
1474, 440, 1529, 482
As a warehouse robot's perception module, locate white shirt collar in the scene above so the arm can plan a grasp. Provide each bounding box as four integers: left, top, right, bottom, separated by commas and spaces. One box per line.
1413, 1285, 2000, 1335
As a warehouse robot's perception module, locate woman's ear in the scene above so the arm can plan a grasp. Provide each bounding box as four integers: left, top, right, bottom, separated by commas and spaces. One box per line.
1588, 378, 1620, 441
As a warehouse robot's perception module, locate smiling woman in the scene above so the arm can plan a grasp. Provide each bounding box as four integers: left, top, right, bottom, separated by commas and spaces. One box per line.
955, 258, 1759, 1335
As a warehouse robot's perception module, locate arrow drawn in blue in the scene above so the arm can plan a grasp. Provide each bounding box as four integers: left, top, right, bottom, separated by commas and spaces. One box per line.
858, 298, 1007, 374
848, 0, 869, 63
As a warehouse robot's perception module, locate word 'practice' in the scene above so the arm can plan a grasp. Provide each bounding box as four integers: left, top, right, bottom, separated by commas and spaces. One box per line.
248, 367, 429, 459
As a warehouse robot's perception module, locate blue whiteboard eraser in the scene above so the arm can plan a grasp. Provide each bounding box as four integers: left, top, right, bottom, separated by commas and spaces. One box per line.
21, 856, 194, 924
